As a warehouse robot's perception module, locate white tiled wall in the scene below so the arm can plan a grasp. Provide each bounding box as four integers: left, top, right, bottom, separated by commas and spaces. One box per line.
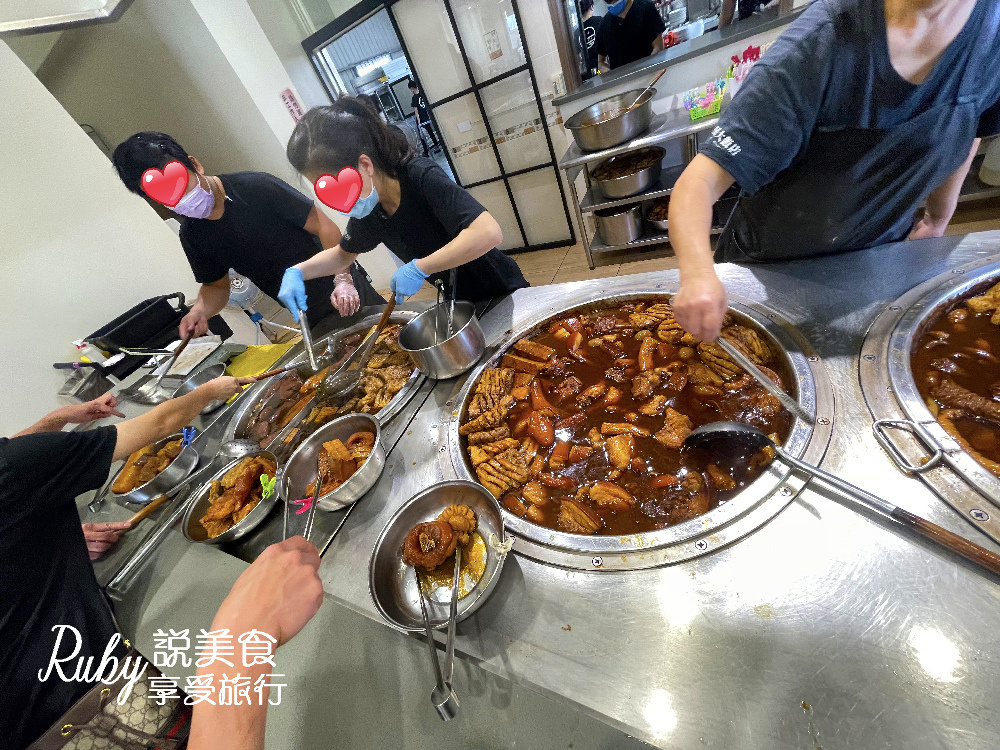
393, 0, 470, 102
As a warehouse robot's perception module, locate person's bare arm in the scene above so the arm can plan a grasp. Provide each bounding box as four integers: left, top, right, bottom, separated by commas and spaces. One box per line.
112, 377, 252, 462
302, 205, 343, 250
909, 138, 980, 241
412, 212, 502, 276
721, 0, 737, 26
180, 277, 231, 338
651, 34, 665, 54
294, 244, 360, 282
188, 537, 324, 750
13, 394, 125, 437
598, 54, 610, 73
668, 154, 737, 342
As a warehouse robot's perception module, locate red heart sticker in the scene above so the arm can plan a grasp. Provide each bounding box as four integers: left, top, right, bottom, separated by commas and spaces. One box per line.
314, 167, 363, 213
140, 160, 189, 207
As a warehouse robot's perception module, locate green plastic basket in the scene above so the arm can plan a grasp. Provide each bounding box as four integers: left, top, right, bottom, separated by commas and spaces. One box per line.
689, 96, 722, 121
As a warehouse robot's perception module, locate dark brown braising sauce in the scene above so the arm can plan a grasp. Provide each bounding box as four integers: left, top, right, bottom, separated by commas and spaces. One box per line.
912, 299, 1000, 467
466, 300, 794, 536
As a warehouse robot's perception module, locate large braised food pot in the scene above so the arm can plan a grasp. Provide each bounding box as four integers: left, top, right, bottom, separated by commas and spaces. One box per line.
447, 292, 833, 569
861, 259, 1000, 545
565, 88, 656, 152
590, 146, 665, 199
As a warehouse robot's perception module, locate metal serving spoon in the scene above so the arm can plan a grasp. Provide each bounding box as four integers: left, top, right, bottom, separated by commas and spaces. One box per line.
683, 422, 1000, 576
715, 337, 814, 425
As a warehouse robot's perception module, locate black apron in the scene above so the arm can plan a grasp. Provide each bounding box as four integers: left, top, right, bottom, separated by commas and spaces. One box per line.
716, 58, 981, 264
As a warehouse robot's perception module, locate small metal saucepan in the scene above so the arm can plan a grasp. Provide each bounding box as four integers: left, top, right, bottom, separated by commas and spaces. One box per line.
277, 413, 385, 512
109, 433, 199, 506
398, 301, 485, 380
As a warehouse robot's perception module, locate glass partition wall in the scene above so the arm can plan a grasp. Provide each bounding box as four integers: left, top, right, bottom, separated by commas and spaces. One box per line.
303, 0, 575, 253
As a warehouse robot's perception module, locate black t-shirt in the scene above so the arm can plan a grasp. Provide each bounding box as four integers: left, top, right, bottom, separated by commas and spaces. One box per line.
179, 172, 337, 327
1, 427, 123, 750
582, 16, 602, 72
340, 157, 528, 303
596, 0, 665, 69
411, 92, 430, 123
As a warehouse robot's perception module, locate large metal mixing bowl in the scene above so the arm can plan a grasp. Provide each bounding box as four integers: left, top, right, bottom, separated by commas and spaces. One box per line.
446, 291, 832, 567
277, 413, 384, 512
110, 433, 199, 505
368, 480, 507, 632
182, 450, 278, 545
564, 88, 656, 152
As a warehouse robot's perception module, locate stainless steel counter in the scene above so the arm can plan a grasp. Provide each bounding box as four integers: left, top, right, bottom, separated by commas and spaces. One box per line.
103, 231, 1000, 749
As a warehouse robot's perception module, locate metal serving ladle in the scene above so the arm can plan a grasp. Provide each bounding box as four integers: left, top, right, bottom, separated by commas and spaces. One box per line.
415, 547, 462, 721
683, 422, 1000, 576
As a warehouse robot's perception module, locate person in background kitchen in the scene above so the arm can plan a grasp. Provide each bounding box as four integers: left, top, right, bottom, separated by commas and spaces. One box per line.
720, 0, 772, 27
2, 374, 326, 750
408, 79, 441, 157
277, 96, 528, 316
596, 0, 666, 71
581, 0, 603, 75
112, 132, 385, 339
668, 0, 1000, 342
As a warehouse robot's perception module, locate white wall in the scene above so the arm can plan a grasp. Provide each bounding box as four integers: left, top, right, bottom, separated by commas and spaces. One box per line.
3, 30, 62, 72
0, 40, 199, 435
36, 0, 296, 181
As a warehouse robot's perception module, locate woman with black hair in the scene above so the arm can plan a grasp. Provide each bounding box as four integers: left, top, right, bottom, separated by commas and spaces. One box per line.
277, 97, 527, 315
111, 131, 384, 336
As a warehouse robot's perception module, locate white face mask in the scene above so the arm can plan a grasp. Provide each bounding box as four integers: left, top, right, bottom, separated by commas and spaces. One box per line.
173, 173, 216, 219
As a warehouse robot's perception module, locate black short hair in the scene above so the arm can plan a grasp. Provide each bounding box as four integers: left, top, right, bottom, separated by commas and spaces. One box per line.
112, 132, 192, 194
581, 0, 594, 12
407, 79, 419, 90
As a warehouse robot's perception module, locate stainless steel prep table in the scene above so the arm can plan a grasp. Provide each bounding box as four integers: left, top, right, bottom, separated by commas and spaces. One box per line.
103, 232, 1000, 749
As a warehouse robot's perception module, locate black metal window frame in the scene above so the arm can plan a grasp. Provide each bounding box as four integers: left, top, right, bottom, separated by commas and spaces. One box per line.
301, 0, 576, 254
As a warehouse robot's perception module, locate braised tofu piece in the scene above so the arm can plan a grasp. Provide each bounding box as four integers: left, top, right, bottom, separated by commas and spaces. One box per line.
501, 353, 548, 375
513, 338, 556, 362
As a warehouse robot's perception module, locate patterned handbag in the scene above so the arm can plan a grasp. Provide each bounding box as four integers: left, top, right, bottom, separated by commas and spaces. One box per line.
27, 654, 190, 750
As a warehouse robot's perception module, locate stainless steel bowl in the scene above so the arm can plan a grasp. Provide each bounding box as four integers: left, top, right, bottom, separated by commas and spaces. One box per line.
170, 363, 227, 414
596, 203, 643, 246
182, 450, 279, 544
398, 302, 485, 380
591, 147, 665, 199
564, 88, 656, 152
110, 433, 199, 505
369, 480, 507, 632
645, 198, 670, 232
277, 413, 384, 512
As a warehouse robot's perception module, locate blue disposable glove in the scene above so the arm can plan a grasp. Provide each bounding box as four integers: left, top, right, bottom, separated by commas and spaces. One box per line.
278, 267, 307, 323
390, 259, 430, 303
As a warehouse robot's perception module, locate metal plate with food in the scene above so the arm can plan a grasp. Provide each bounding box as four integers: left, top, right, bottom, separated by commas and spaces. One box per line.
277, 413, 385, 512
861, 259, 1000, 541
225, 311, 425, 455
183, 450, 279, 544
110, 433, 199, 505
369, 480, 507, 632
448, 293, 828, 562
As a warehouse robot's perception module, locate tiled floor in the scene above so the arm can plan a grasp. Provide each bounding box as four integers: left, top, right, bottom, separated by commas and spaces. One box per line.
374, 198, 1000, 301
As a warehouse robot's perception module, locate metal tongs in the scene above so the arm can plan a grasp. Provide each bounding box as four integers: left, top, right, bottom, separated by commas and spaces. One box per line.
319, 297, 397, 400
416, 548, 462, 721
284, 451, 323, 542
432, 268, 458, 344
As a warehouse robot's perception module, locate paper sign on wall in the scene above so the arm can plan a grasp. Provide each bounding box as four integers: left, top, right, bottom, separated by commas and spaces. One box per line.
484, 29, 503, 61
281, 88, 305, 122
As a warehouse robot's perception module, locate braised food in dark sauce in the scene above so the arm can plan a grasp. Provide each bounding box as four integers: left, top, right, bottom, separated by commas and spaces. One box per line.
591, 147, 665, 181
459, 299, 793, 535
912, 281, 1000, 475
240, 325, 414, 456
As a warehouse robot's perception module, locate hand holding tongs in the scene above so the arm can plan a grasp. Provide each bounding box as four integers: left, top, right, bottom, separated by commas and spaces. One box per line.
416, 548, 462, 721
